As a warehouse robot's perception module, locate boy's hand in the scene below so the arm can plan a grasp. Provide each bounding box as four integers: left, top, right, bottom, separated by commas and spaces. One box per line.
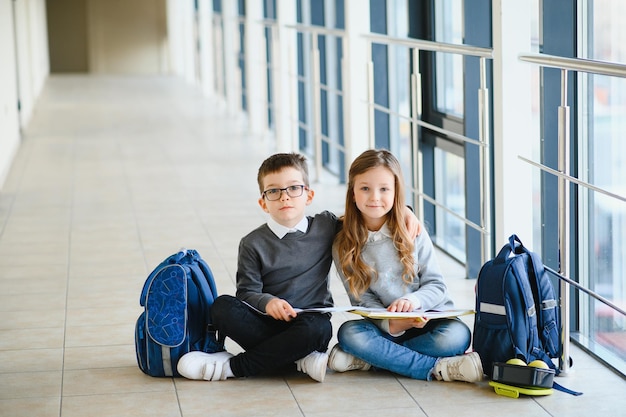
404, 206, 422, 239
265, 298, 298, 321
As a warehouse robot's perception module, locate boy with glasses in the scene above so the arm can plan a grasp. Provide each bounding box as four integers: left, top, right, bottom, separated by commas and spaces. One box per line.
177, 152, 419, 382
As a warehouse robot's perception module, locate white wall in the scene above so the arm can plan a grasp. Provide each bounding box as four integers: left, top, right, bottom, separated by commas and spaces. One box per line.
274, 0, 298, 151
25, 0, 49, 102
197, 0, 215, 96
343, 0, 371, 163
165, 0, 197, 82
14, 0, 49, 128
492, 0, 534, 246
244, 0, 268, 138
0, 0, 21, 189
0, 0, 49, 190
221, 0, 240, 115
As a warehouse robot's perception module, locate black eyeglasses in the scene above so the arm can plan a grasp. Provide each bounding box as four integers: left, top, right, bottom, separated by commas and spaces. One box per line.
262, 185, 307, 201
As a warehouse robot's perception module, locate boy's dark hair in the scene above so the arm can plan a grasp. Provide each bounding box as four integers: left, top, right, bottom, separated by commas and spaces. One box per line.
257, 153, 310, 194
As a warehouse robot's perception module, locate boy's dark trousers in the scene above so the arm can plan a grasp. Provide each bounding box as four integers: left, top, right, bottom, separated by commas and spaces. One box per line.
211, 295, 332, 377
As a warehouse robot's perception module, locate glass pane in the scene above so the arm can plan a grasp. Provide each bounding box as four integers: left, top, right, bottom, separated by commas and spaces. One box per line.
593, 297, 626, 361
530, 0, 541, 251
387, 112, 412, 203
239, 21, 246, 111
434, 147, 466, 262
321, 33, 344, 177
579, 0, 626, 372
586, 78, 626, 363
387, 0, 412, 190
388, 43, 411, 159
434, 0, 463, 117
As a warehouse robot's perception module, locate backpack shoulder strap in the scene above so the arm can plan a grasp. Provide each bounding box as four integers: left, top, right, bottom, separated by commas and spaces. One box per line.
181, 250, 217, 325
508, 256, 541, 359
514, 238, 561, 357
510, 235, 558, 312
188, 250, 219, 298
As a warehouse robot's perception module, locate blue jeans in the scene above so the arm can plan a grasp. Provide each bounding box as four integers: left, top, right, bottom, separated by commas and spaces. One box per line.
337, 318, 471, 380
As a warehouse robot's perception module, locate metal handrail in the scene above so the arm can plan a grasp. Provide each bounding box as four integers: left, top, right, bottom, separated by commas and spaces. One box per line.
286, 23, 350, 38
364, 32, 493, 58
520, 53, 626, 78
519, 156, 626, 203
545, 267, 626, 318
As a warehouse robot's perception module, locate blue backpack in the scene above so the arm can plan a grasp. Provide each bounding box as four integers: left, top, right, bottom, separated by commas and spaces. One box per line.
135, 249, 224, 377
473, 235, 560, 376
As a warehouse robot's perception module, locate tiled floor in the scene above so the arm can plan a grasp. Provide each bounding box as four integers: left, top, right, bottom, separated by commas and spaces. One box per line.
0, 75, 624, 417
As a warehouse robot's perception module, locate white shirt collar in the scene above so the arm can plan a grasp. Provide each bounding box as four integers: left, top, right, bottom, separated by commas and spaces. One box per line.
267, 216, 309, 239
367, 222, 392, 242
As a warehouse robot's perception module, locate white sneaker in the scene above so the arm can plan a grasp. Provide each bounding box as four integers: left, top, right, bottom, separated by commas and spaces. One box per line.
177, 351, 234, 381
295, 351, 328, 382
433, 352, 484, 383
328, 344, 371, 372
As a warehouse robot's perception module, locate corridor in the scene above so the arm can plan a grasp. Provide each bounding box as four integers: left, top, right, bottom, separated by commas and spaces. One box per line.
0, 75, 624, 417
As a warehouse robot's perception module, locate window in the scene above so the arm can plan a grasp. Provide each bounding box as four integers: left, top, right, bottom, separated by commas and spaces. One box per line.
434, 0, 463, 118
434, 143, 466, 261
387, 0, 412, 186
296, 0, 346, 178
238, 0, 246, 111
430, 0, 465, 260
577, 0, 626, 371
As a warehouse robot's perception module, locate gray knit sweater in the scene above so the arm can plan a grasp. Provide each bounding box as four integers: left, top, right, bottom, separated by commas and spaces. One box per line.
332, 226, 455, 312
236, 211, 339, 312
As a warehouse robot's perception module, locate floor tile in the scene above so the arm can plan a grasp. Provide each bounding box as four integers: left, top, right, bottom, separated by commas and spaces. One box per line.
0, 328, 64, 350
290, 372, 418, 414
64, 323, 135, 348
0, 371, 62, 399
62, 367, 174, 396
0, 310, 66, 330
0, 349, 63, 373
65, 306, 141, 327
176, 377, 302, 417
0, 292, 68, 312
419, 399, 551, 417
63, 345, 137, 370
0, 278, 67, 298
0, 264, 67, 281
0, 397, 61, 417
60, 391, 181, 417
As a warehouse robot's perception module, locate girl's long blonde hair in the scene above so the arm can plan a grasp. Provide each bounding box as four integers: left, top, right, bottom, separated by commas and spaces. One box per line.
335, 149, 415, 298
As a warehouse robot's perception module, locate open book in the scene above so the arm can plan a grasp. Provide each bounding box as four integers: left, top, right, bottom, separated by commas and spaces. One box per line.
243, 301, 474, 321
345, 307, 475, 320
293, 305, 475, 321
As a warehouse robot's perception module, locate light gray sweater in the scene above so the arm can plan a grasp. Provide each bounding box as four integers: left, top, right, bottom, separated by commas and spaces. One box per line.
332, 226, 455, 316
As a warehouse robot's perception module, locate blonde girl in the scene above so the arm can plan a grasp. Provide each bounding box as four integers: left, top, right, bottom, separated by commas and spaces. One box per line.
328, 149, 483, 382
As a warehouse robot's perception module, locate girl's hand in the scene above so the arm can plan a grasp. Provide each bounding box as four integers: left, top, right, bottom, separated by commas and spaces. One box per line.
265, 298, 297, 321
388, 317, 429, 333
387, 298, 416, 313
